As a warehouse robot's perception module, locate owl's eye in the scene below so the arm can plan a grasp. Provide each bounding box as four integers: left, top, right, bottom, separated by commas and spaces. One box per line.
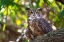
30, 11, 33, 13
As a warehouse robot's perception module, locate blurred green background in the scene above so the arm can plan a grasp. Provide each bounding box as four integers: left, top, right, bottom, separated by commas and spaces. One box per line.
0, 0, 64, 42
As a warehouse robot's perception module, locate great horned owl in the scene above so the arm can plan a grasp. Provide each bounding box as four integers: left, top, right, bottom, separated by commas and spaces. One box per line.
25, 8, 53, 41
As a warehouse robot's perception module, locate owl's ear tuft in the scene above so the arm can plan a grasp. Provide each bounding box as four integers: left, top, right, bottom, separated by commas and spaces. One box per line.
38, 8, 42, 11
26, 7, 31, 10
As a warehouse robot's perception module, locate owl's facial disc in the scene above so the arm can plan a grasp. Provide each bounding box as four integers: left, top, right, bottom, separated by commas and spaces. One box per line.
26, 8, 42, 20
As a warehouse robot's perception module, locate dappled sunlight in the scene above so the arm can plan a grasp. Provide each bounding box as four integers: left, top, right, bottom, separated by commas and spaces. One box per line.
15, 19, 21, 26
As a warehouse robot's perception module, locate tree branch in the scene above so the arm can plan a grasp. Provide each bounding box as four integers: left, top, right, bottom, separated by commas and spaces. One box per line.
31, 28, 64, 42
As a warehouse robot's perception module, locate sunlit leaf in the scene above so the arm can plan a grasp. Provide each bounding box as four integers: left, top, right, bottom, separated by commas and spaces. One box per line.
1, 8, 5, 12
3, 10, 7, 15
22, 15, 27, 21
49, 12, 53, 19
54, 16, 58, 22
57, 7, 60, 12
52, 2, 57, 7
22, 7, 25, 11
18, 13, 22, 18
14, 0, 18, 3
24, 23, 28, 28
10, 10, 16, 22
39, 0, 43, 7
48, 0, 53, 3
8, 5, 12, 9
15, 19, 21, 25
2, 23, 6, 31
62, 5, 64, 10
8, 8, 10, 15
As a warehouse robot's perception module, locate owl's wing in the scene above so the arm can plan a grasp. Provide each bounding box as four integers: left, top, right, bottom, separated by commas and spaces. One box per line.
36, 18, 53, 33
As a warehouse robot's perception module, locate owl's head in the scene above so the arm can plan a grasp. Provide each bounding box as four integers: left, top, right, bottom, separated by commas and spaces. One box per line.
26, 8, 42, 20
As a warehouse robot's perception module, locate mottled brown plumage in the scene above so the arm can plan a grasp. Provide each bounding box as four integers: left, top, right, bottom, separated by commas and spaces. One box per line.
25, 8, 53, 41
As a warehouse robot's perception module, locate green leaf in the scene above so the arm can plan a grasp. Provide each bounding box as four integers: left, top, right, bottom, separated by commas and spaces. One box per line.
24, 39, 28, 42
1, 0, 14, 7
0, 0, 1, 10
58, 10, 64, 18
54, 16, 58, 22
10, 10, 16, 22
39, 0, 44, 7
36, 0, 40, 8
2, 23, 6, 31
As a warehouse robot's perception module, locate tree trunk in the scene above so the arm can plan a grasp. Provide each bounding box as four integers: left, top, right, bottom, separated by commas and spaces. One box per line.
31, 28, 64, 42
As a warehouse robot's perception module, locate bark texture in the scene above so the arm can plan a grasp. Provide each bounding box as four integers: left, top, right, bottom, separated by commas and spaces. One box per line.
31, 28, 64, 42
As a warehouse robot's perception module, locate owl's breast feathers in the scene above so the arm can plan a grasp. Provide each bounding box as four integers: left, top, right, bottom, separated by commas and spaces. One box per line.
37, 18, 53, 33
29, 18, 53, 35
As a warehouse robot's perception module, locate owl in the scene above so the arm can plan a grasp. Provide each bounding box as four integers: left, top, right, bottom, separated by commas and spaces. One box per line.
25, 8, 53, 41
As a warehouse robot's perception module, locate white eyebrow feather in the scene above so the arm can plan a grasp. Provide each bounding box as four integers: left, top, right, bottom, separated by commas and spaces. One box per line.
29, 17, 32, 19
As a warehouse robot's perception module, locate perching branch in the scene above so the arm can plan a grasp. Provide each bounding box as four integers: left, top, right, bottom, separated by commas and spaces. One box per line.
31, 28, 64, 42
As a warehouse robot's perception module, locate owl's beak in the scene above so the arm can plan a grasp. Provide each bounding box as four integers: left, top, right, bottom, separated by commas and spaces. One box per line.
33, 13, 36, 16
33, 13, 40, 18
33, 13, 37, 17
